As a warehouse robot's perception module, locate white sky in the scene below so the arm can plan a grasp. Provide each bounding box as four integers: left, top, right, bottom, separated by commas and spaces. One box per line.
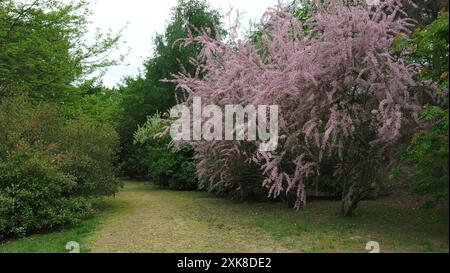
87, 0, 280, 87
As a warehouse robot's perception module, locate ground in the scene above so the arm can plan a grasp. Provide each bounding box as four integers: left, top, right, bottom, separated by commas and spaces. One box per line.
0, 181, 448, 253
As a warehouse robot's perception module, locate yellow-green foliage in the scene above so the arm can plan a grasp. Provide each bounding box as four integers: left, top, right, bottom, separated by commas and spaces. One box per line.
0, 95, 121, 239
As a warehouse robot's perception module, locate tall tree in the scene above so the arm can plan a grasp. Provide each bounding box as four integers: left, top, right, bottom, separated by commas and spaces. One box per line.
0, 0, 122, 103
392, 11, 449, 206
170, 0, 419, 216
118, 0, 222, 176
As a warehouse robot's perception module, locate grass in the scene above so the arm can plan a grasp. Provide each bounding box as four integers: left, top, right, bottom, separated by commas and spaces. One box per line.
0, 180, 448, 253
0, 198, 129, 253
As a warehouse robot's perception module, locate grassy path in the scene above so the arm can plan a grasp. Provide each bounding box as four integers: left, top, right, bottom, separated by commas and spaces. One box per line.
1, 180, 448, 253
91, 182, 292, 253
91, 181, 448, 253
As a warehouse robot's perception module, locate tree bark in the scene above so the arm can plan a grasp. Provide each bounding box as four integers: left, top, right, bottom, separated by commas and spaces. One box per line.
342, 184, 365, 217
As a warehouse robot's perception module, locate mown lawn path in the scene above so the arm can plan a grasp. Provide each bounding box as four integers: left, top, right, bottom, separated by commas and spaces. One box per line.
91, 182, 293, 253
89, 181, 449, 253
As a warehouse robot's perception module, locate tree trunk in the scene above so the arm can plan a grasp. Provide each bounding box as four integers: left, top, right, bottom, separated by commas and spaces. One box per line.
342, 184, 364, 217
282, 193, 297, 209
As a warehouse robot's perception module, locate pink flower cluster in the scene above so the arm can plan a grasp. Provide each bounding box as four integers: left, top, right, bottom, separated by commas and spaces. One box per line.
170, 0, 420, 208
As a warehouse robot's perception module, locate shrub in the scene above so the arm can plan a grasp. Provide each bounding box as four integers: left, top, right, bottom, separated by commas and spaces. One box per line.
391, 11, 449, 206
135, 114, 197, 190
0, 95, 120, 239
0, 146, 93, 239
58, 118, 121, 196
170, 1, 419, 216
405, 106, 449, 204
147, 143, 197, 190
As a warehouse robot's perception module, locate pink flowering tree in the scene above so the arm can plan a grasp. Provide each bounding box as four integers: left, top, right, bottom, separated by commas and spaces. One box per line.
169, 0, 420, 216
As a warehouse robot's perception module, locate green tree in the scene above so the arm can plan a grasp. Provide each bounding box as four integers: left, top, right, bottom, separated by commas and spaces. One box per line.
392, 11, 449, 206
118, 0, 222, 176
134, 114, 197, 190
0, 0, 123, 239
0, 0, 122, 103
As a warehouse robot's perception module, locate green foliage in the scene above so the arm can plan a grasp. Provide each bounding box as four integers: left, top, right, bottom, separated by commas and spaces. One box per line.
118, 0, 222, 176
134, 114, 197, 190
0, 95, 120, 239
75, 86, 124, 128
0, 0, 122, 240
58, 117, 121, 197
117, 78, 174, 177
144, 0, 221, 93
0, 0, 122, 102
0, 147, 93, 239
397, 106, 449, 205
392, 11, 449, 205
393, 12, 449, 93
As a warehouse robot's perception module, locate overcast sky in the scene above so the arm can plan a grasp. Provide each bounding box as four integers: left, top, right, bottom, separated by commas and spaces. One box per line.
86, 0, 280, 87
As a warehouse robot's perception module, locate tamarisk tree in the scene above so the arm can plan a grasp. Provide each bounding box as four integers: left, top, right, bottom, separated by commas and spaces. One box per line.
170, 0, 420, 216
